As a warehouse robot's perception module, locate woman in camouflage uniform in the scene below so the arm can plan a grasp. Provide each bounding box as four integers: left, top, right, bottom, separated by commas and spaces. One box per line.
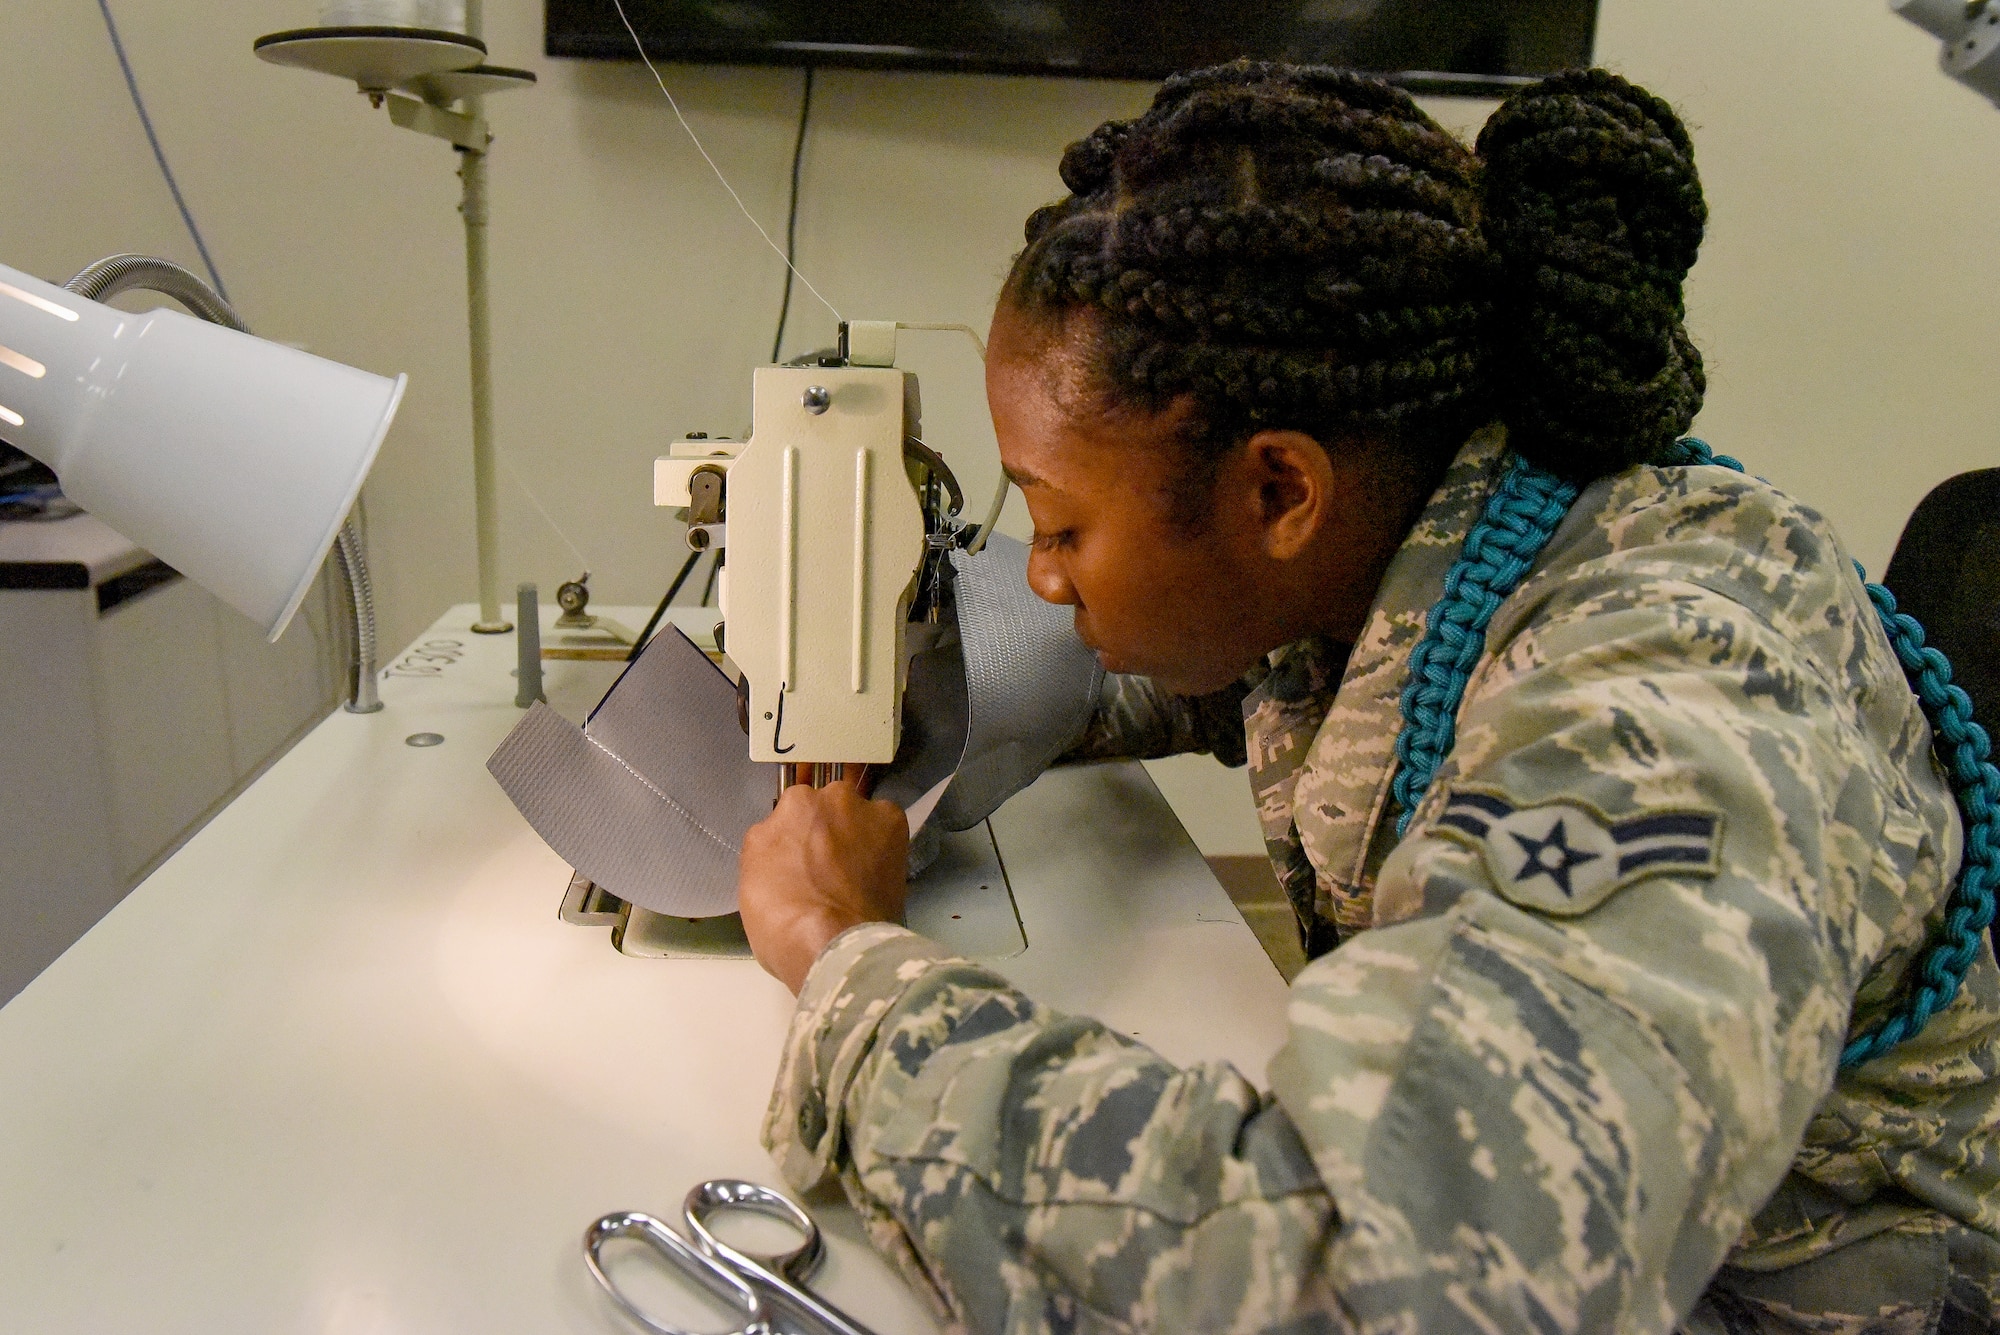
737, 64, 2000, 1331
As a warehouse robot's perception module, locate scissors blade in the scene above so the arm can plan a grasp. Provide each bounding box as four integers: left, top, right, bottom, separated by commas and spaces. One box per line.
753, 1275, 882, 1335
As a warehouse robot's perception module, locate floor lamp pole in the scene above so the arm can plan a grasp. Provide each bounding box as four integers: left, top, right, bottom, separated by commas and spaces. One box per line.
461, 117, 508, 634
460, 0, 509, 633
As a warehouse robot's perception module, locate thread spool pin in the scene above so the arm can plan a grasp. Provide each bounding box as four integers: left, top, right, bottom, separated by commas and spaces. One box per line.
515, 583, 545, 708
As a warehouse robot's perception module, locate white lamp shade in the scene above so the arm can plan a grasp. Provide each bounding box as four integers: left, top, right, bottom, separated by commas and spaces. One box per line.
0, 262, 404, 640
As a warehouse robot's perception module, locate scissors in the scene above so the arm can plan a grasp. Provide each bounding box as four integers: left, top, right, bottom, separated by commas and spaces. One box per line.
584, 1179, 880, 1335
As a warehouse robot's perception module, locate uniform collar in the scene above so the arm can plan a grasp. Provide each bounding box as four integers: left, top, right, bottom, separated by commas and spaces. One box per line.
1245, 425, 1510, 937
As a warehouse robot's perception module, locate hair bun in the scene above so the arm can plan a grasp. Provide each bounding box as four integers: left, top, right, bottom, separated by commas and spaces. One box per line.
1476, 68, 1707, 477
1058, 119, 1135, 196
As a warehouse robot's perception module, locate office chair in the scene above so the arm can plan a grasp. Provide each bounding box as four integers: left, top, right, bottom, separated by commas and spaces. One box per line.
1883, 468, 2000, 953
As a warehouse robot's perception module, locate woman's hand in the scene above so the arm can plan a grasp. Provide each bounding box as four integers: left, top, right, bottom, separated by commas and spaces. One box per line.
738, 780, 910, 995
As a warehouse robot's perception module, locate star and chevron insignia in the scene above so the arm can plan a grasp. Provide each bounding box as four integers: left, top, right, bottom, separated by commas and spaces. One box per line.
1429, 787, 1724, 916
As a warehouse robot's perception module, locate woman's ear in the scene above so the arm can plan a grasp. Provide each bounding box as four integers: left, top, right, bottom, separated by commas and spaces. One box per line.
1239, 430, 1334, 562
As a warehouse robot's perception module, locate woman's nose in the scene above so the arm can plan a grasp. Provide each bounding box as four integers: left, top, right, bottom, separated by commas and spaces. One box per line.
1026, 548, 1078, 606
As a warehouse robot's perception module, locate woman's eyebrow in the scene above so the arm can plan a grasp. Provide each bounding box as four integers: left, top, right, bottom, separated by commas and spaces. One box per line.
1003, 464, 1045, 488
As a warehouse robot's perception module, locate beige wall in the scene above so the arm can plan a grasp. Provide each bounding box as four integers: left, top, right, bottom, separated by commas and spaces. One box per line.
5, 1, 1996, 857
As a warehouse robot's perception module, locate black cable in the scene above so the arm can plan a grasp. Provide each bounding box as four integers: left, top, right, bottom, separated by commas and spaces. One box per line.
94, 0, 229, 303
626, 548, 703, 661
769, 67, 815, 365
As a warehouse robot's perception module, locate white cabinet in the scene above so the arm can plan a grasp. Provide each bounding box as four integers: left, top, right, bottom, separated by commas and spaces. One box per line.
0, 514, 342, 1001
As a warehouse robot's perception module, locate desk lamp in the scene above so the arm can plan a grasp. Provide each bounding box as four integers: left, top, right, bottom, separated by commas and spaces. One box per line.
253, 0, 535, 636
0, 257, 405, 706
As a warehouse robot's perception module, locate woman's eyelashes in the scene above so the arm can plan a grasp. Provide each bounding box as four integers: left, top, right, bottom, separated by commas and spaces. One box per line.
1030, 528, 1075, 553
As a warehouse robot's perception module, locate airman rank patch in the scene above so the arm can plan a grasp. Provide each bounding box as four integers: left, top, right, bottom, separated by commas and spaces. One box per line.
1429, 787, 1724, 916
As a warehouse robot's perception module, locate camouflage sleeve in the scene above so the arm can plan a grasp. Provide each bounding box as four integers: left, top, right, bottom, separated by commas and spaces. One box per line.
1062, 672, 1255, 766
762, 923, 1346, 1331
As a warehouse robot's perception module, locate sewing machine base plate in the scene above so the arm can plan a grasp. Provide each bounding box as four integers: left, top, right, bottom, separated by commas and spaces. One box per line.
561, 820, 1026, 961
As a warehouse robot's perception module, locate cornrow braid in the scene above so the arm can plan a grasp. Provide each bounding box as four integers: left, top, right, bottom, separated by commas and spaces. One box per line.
1003, 61, 1707, 516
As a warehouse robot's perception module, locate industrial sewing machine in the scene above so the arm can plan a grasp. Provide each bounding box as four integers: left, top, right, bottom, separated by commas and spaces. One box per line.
491, 321, 1095, 960
650, 319, 968, 781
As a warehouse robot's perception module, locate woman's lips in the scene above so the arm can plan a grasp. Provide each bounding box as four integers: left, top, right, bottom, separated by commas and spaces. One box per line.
1072, 615, 1125, 673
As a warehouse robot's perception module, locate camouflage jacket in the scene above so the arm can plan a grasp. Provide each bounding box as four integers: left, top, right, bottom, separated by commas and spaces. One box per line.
764, 427, 2000, 1331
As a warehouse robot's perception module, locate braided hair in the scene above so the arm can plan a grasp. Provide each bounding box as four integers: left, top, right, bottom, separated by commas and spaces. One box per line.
1002, 63, 1707, 511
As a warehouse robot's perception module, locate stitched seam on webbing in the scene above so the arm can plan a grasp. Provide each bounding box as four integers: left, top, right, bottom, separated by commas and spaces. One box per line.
584, 733, 739, 853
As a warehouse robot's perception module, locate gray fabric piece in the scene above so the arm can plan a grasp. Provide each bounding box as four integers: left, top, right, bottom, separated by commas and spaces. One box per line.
906, 819, 944, 880
871, 632, 968, 812
486, 625, 776, 918
872, 630, 970, 879
931, 534, 1104, 832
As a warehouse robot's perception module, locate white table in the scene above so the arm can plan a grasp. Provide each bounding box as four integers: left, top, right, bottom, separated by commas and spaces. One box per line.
0, 604, 1291, 1333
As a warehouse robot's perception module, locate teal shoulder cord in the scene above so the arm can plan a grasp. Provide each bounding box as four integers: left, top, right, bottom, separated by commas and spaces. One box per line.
1391, 456, 1579, 835
1394, 437, 2000, 1069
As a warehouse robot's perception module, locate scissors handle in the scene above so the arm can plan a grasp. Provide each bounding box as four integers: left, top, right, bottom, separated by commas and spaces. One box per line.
583, 1210, 771, 1335
683, 1181, 883, 1335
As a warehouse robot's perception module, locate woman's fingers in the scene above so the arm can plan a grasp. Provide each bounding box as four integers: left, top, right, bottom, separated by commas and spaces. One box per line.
739, 779, 910, 994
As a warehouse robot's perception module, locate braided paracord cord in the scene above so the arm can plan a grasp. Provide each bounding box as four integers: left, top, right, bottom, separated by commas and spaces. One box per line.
1391, 456, 1579, 835
1395, 436, 2000, 1069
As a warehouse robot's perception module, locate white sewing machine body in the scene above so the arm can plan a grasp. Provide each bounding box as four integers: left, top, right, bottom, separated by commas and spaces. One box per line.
652, 322, 944, 766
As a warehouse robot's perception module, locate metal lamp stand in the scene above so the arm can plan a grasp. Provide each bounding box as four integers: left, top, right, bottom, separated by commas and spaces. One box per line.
254, 0, 533, 633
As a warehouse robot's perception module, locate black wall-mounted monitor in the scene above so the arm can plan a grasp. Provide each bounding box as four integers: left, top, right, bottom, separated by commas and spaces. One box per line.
545, 1, 1599, 97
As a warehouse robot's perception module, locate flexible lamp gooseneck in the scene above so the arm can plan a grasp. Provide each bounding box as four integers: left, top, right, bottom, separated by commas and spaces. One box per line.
0, 257, 405, 653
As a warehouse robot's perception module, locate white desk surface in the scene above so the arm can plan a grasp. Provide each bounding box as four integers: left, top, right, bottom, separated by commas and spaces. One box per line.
0, 603, 1292, 1334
